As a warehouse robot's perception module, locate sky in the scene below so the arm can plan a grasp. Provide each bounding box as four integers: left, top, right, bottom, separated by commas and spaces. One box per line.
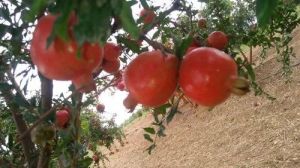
11, 0, 204, 126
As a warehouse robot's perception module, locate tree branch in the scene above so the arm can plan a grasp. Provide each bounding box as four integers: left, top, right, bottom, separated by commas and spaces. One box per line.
37, 73, 53, 168
0, 72, 37, 168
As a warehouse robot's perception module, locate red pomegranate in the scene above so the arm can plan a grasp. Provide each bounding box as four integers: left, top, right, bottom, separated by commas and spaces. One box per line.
104, 43, 121, 61
140, 9, 156, 24
179, 47, 237, 107
56, 109, 70, 128
30, 14, 104, 92
207, 31, 228, 50
124, 50, 178, 107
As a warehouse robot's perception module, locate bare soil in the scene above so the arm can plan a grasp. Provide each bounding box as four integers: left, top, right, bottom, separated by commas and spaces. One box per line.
103, 28, 300, 168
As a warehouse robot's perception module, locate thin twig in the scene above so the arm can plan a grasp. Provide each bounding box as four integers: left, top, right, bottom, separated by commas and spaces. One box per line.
238, 47, 250, 64
6, 65, 31, 107
142, 35, 173, 53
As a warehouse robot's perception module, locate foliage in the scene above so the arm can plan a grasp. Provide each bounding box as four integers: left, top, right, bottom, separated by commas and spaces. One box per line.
0, 0, 299, 167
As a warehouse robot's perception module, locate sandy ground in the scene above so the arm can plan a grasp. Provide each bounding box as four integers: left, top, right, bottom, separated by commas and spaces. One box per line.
101, 28, 300, 168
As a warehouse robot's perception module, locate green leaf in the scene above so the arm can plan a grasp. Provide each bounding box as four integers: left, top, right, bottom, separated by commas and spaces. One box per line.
118, 36, 141, 53
119, 1, 139, 39
140, 0, 150, 9
143, 127, 155, 134
146, 144, 156, 155
0, 82, 13, 90
143, 134, 153, 142
166, 99, 180, 124
153, 103, 171, 116
25, 0, 47, 22
110, 0, 123, 15
0, 24, 8, 39
74, 1, 112, 45
256, 0, 279, 28
175, 35, 193, 59
0, 5, 12, 23
14, 93, 30, 108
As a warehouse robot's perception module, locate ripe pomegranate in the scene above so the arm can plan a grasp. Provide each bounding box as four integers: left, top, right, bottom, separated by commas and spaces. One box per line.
123, 94, 138, 110
207, 31, 228, 50
96, 104, 105, 113
56, 109, 70, 128
102, 59, 120, 74
124, 50, 178, 107
30, 14, 103, 92
140, 9, 156, 24
179, 47, 237, 107
198, 18, 207, 29
104, 43, 121, 61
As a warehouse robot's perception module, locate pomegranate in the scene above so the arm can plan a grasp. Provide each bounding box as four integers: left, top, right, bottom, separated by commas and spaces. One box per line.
140, 9, 156, 24
179, 47, 237, 107
30, 14, 104, 92
124, 50, 178, 107
104, 43, 121, 61
207, 31, 228, 50
102, 59, 120, 74
56, 109, 70, 128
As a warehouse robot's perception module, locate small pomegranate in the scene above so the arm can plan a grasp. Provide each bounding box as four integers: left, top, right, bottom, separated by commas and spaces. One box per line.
104, 43, 121, 61
116, 81, 126, 91
198, 18, 207, 29
207, 31, 228, 50
56, 109, 70, 128
96, 104, 105, 113
123, 94, 138, 111
140, 9, 156, 24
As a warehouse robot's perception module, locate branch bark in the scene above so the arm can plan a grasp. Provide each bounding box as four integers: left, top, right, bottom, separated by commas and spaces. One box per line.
37, 73, 53, 168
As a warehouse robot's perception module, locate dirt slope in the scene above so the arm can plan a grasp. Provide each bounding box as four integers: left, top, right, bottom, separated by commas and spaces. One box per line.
104, 29, 300, 168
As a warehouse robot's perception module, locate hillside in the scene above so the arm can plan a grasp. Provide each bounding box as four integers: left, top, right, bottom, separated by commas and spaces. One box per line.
103, 28, 300, 168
